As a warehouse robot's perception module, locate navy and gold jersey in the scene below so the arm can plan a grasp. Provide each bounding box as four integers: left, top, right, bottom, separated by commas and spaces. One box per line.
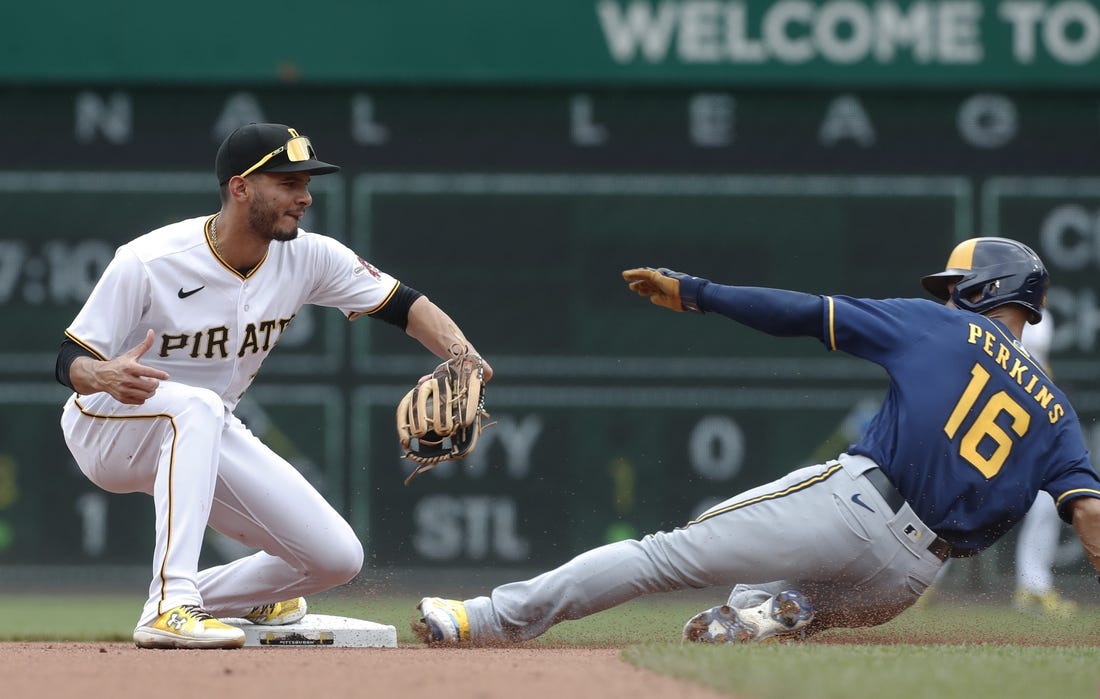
828, 295, 1098, 553
697, 284, 1100, 554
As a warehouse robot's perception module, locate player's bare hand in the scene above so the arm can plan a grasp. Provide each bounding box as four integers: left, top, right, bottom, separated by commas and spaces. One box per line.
86, 330, 171, 405
417, 355, 493, 384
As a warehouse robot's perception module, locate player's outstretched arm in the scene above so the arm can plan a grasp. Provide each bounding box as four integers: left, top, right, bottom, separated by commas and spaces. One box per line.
69, 329, 170, 405
404, 296, 493, 382
1069, 496, 1100, 578
621, 267, 824, 338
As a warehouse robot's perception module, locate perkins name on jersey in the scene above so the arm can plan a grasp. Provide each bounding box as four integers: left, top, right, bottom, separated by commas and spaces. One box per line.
966, 322, 1065, 425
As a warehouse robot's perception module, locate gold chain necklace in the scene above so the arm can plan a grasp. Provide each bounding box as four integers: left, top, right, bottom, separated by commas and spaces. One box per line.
210, 215, 221, 255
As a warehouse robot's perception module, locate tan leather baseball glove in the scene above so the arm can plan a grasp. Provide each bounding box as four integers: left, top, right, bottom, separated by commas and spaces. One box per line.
396, 351, 489, 485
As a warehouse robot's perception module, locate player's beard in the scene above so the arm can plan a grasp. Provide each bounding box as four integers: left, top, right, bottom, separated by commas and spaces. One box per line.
248, 197, 300, 243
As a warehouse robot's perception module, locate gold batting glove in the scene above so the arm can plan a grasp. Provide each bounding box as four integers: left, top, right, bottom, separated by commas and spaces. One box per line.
622, 267, 707, 313
622, 267, 683, 311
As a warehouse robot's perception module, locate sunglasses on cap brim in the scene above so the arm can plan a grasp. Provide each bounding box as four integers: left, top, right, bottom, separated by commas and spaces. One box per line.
238, 134, 315, 179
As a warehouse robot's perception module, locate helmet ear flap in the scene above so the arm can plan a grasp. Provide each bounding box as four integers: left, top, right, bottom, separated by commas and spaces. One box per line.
954, 277, 1008, 314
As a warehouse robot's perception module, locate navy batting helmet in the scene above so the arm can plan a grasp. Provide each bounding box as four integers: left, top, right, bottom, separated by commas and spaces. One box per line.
921, 237, 1049, 324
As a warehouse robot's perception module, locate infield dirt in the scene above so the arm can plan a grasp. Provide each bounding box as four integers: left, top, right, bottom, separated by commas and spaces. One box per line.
4, 643, 729, 699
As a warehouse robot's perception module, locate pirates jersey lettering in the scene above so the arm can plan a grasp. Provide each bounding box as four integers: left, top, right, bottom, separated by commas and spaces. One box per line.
158, 317, 295, 360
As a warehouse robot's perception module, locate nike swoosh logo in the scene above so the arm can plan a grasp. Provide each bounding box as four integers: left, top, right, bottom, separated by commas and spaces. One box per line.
851, 493, 875, 513
178, 286, 205, 299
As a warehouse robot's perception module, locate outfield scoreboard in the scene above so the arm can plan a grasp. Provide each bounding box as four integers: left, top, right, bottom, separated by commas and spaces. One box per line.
0, 86, 1097, 571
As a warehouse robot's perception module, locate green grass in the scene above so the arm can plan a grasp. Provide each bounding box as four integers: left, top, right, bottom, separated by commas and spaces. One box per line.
624, 643, 1100, 699
3, 593, 1099, 699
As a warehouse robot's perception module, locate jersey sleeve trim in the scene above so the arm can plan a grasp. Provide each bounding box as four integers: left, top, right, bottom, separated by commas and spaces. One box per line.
1055, 488, 1100, 508
347, 279, 401, 321
63, 330, 108, 361
826, 296, 837, 350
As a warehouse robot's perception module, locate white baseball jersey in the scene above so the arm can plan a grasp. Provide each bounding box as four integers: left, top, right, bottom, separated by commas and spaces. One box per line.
1017, 311, 1064, 594
66, 214, 398, 410
61, 213, 395, 627
1022, 312, 1053, 371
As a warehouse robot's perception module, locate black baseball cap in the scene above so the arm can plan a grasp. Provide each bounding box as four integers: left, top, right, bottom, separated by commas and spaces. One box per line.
215, 123, 340, 184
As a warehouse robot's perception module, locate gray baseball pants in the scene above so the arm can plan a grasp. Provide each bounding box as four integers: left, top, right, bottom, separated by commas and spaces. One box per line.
461, 453, 946, 642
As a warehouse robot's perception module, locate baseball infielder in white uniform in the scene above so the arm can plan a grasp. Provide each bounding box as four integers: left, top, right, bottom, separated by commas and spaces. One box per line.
1014, 313, 1079, 616
55, 123, 492, 649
